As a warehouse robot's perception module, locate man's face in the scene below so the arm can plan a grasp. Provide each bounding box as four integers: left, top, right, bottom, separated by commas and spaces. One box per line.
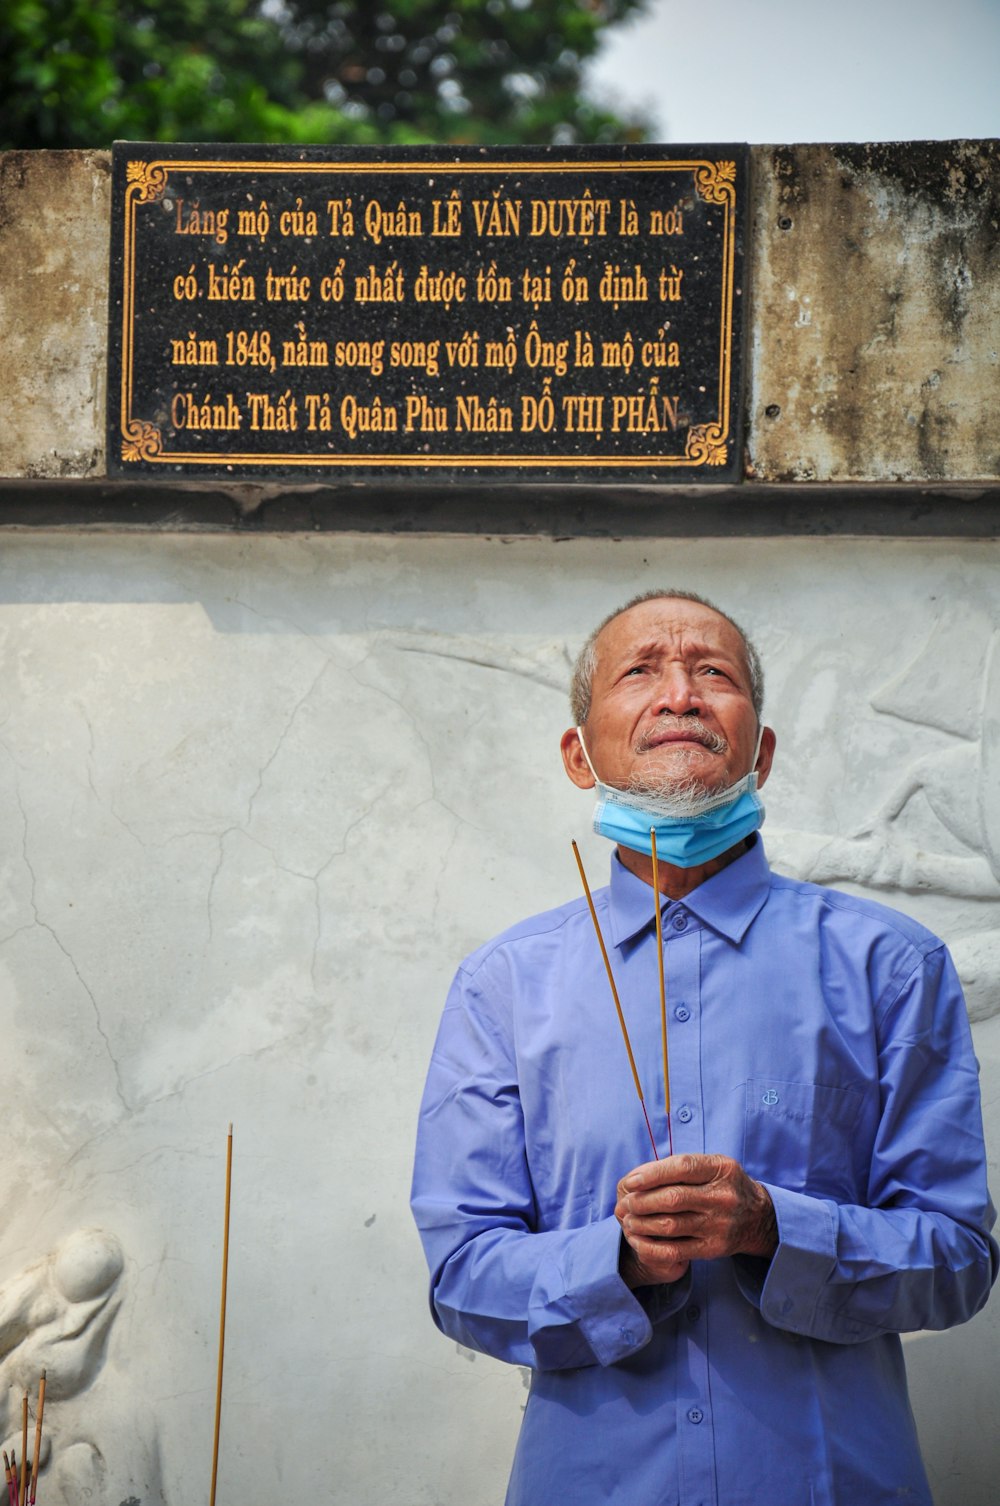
562, 597, 774, 796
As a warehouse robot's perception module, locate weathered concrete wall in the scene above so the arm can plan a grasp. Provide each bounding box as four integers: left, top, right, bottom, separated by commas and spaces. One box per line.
748, 140, 1000, 482
0, 143, 997, 488
0, 151, 110, 478
0, 532, 995, 1504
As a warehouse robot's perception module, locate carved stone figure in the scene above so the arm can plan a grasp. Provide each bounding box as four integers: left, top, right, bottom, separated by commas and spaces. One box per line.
0, 1229, 165, 1505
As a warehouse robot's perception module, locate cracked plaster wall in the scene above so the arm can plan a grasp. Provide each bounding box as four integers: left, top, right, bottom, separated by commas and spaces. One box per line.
0, 531, 996, 1503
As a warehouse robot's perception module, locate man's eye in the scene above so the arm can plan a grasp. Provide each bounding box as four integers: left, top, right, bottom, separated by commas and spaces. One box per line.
624, 665, 647, 676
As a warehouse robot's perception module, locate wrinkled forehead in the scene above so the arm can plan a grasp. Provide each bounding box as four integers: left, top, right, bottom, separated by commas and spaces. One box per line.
593, 597, 751, 680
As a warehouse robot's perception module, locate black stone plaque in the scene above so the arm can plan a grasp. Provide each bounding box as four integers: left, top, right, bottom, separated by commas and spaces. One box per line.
108, 143, 748, 482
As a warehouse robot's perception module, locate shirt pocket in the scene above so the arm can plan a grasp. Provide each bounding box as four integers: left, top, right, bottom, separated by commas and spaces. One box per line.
742, 1078, 867, 1201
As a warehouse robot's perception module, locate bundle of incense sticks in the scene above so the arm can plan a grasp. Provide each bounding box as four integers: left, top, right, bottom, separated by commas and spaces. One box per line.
3, 1370, 45, 1506
572, 837, 674, 1159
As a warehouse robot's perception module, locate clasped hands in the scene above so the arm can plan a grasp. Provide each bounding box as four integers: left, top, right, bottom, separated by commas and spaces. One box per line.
615, 1152, 778, 1289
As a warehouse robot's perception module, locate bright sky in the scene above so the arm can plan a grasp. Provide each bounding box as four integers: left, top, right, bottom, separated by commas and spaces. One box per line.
590, 0, 1000, 143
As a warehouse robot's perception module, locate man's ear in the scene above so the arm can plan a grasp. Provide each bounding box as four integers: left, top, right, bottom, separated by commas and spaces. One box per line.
754, 726, 777, 789
561, 727, 595, 790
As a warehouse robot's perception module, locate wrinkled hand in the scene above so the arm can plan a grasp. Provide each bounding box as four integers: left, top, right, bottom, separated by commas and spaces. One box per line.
615, 1152, 778, 1289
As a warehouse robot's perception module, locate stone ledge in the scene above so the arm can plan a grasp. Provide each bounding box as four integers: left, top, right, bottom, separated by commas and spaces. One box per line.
0, 476, 997, 537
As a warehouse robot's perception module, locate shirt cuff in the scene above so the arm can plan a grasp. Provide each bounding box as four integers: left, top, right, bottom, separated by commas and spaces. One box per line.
637, 1266, 694, 1327
548, 1216, 682, 1366
747, 1184, 838, 1333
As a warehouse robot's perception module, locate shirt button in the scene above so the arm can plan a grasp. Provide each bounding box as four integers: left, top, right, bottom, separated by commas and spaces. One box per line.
687, 1407, 704, 1425
674, 1005, 690, 1022
686, 1305, 701, 1323
677, 1105, 694, 1124
672, 911, 688, 931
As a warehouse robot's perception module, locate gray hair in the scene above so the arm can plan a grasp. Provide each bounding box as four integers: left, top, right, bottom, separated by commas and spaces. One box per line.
569, 590, 765, 726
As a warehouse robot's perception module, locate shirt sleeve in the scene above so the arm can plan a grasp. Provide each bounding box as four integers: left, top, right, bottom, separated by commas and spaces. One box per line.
734, 943, 998, 1343
411, 962, 691, 1370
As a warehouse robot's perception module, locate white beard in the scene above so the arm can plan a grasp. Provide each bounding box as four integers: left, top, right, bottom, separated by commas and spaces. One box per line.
622, 770, 731, 817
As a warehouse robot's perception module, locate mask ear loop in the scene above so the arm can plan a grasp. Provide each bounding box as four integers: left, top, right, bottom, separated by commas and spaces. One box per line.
575, 726, 601, 784
750, 723, 764, 778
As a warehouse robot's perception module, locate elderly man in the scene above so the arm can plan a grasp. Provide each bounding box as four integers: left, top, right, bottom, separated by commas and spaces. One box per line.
411, 591, 997, 1506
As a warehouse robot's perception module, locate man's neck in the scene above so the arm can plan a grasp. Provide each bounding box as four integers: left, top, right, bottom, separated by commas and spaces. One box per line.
616, 838, 749, 900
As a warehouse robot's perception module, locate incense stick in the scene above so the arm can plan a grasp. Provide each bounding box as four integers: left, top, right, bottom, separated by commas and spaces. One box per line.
649, 831, 674, 1158
28, 1372, 45, 1506
3, 1451, 15, 1506
572, 841, 659, 1159
18, 1397, 26, 1506
209, 1124, 233, 1506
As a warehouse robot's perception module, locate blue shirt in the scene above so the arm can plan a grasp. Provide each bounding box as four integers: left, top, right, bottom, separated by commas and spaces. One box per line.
411, 838, 997, 1506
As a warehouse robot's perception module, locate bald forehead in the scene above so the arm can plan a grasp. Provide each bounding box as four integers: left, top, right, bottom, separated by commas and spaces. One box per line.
593, 597, 751, 682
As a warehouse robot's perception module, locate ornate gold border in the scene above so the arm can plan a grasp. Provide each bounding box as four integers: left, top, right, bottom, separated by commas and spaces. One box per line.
117, 156, 740, 471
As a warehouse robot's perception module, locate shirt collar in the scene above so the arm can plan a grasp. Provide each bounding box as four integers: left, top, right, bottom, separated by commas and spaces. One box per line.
607, 834, 772, 948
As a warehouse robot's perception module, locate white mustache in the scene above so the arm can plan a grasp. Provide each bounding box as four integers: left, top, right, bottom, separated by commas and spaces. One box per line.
633, 717, 728, 756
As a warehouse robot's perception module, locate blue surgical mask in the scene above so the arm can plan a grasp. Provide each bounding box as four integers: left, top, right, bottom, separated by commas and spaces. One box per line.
575, 727, 765, 867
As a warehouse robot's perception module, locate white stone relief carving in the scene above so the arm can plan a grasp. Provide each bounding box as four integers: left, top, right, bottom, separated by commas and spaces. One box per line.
767, 613, 1000, 1021
0, 1229, 165, 1505
386, 628, 574, 697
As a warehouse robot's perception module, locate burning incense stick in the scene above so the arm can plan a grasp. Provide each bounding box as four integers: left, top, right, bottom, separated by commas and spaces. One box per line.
28, 1372, 45, 1506
209, 1124, 233, 1506
649, 831, 674, 1158
572, 841, 659, 1159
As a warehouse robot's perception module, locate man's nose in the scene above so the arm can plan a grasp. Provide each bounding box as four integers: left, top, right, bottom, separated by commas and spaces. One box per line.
650, 667, 701, 717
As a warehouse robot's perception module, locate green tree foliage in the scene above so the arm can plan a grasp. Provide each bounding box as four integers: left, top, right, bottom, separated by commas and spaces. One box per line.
0, 0, 334, 147
275, 0, 651, 143
0, 0, 651, 149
